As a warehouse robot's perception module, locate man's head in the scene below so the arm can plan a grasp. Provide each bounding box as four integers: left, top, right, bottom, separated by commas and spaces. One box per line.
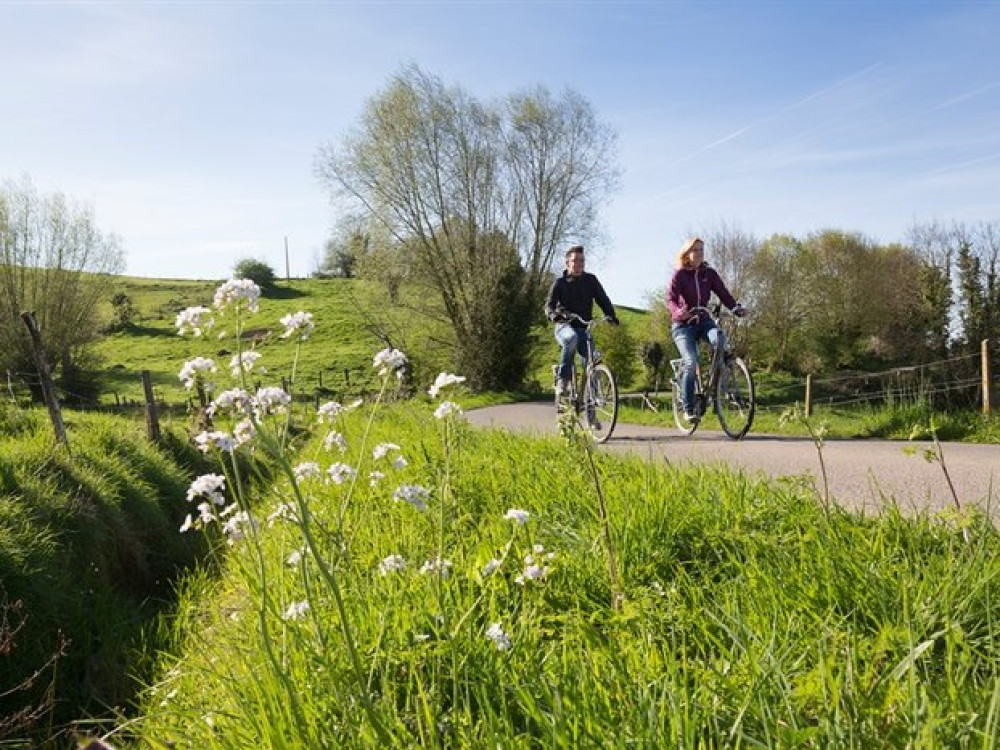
565, 245, 585, 277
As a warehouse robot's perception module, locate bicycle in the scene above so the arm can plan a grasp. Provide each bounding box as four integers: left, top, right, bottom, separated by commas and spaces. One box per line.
669, 305, 755, 440
552, 312, 619, 443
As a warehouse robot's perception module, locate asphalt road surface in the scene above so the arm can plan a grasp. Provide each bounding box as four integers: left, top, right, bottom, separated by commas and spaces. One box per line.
466, 401, 1000, 518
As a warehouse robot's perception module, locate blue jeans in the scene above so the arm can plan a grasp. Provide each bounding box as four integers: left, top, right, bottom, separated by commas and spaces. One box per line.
554, 324, 594, 380
672, 320, 727, 413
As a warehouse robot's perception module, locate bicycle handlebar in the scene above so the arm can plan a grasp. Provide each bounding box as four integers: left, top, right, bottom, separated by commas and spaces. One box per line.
558, 310, 614, 329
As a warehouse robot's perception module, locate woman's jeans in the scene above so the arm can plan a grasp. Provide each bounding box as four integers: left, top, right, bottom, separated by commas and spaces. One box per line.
554, 324, 593, 380
671, 320, 727, 414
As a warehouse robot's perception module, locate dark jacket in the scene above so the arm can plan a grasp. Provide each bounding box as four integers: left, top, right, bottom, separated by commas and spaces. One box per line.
545, 271, 617, 329
667, 263, 739, 324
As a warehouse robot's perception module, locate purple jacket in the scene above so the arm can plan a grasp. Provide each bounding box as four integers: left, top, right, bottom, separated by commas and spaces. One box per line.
667, 263, 739, 324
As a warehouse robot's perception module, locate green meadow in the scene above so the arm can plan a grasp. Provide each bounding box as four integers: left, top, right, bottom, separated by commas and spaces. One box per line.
3, 276, 1000, 747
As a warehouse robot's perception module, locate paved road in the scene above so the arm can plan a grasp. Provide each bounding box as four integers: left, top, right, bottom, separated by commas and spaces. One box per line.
466, 401, 1000, 517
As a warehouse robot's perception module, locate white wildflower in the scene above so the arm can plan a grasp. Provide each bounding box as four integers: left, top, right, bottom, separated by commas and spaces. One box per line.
369, 470, 385, 487
373, 442, 401, 460
485, 622, 512, 652
482, 558, 502, 577
378, 554, 407, 575
279, 311, 314, 340
267, 502, 298, 526
207, 388, 251, 418
286, 549, 304, 567
194, 430, 236, 454
373, 347, 408, 378
419, 557, 452, 577
323, 430, 348, 452
393, 484, 430, 511
178, 357, 217, 391
504, 508, 530, 525
229, 350, 264, 378
175, 306, 214, 337
186, 474, 226, 505
253, 386, 291, 416
283, 600, 310, 621
213, 278, 260, 312
326, 462, 358, 485
293, 462, 322, 481
234, 418, 256, 445
428, 372, 466, 398
317, 401, 344, 423
434, 401, 464, 420
221, 509, 256, 545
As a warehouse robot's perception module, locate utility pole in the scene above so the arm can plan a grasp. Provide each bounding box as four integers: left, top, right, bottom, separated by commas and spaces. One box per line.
285, 235, 290, 282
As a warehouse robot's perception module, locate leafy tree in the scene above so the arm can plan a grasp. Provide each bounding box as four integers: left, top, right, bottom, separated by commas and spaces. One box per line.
316, 64, 620, 391
0, 178, 125, 399
106, 291, 137, 331
593, 320, 637, 390
317, 214, 373, 279
233, 257, 275, 288
639, 340, 666, 393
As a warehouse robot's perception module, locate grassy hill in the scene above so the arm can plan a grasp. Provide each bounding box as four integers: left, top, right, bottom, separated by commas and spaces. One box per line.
91, 276, 652, 408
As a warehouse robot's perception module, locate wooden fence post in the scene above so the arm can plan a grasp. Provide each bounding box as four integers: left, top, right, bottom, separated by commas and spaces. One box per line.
983, 339, 992, 415
141, 370, 161, 442
804, 374, 813, 417
20, 312, 69, 448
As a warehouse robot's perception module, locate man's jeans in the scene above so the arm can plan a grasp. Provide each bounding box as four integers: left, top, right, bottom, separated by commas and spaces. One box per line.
554, 324, 593, 380
671, 320, 727, 414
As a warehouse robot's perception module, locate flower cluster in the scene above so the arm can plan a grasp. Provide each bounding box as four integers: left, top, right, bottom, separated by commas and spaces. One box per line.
434, 401, 463, 420
428, 372, 466, 399
175, 305, 214, 337
178, 357, 217, 391
515, 544, 554, 586
393, 484, 430, 512
213, 278, 260, 312
280, 311, 314, 340
229, 350, 264, 378
378, 554, 406, 576
373, 347, 408, 378
485, 622, 512, 652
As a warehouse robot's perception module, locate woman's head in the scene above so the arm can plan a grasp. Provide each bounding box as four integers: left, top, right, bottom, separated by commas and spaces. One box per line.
677, 237, 705, 269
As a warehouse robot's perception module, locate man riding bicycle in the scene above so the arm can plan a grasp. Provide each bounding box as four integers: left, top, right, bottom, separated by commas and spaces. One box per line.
545, 245, 619, 396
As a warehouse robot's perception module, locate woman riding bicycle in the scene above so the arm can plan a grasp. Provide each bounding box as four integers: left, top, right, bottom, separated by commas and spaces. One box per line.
545, 245, 619, 396
668, 237, 748, 424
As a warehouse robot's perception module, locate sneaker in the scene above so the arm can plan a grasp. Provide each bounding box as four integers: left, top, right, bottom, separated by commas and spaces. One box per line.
555, 378, 569, 397
684, 411, 700, 423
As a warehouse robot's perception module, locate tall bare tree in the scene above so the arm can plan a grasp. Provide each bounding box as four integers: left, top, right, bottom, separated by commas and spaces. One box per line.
0, 178, 124, 400
315, 65, 619, 391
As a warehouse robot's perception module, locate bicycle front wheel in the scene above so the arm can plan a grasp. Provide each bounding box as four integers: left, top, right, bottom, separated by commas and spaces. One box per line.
715, 356, 755, 440
585, 364, 618, 443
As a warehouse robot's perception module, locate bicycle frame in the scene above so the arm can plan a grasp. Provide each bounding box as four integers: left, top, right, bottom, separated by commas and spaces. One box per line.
552, 313, 619, 442
669, 305, 755, 439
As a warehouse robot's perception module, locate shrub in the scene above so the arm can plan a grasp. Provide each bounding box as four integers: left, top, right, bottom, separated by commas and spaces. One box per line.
233, 258, 276, 289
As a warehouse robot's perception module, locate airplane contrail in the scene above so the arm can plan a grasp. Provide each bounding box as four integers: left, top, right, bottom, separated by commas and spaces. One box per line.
638, 61, 886, 208
666, 61, 886, 168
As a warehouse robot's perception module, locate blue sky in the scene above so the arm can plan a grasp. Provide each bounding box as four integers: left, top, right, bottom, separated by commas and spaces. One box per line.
2, 1, 999, 308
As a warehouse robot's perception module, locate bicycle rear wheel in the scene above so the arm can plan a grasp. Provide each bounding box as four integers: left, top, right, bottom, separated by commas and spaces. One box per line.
670, 378, 699, 435
585, 364, 618, 443
715, 356, 755, 440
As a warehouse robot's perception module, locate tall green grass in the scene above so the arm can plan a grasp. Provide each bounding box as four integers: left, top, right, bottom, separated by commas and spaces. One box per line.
123, 398, 1000, 748
0, 408, 211, 747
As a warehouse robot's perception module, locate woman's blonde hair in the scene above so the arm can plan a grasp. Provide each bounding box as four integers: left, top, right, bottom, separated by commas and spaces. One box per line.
676, 237, 704, 269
